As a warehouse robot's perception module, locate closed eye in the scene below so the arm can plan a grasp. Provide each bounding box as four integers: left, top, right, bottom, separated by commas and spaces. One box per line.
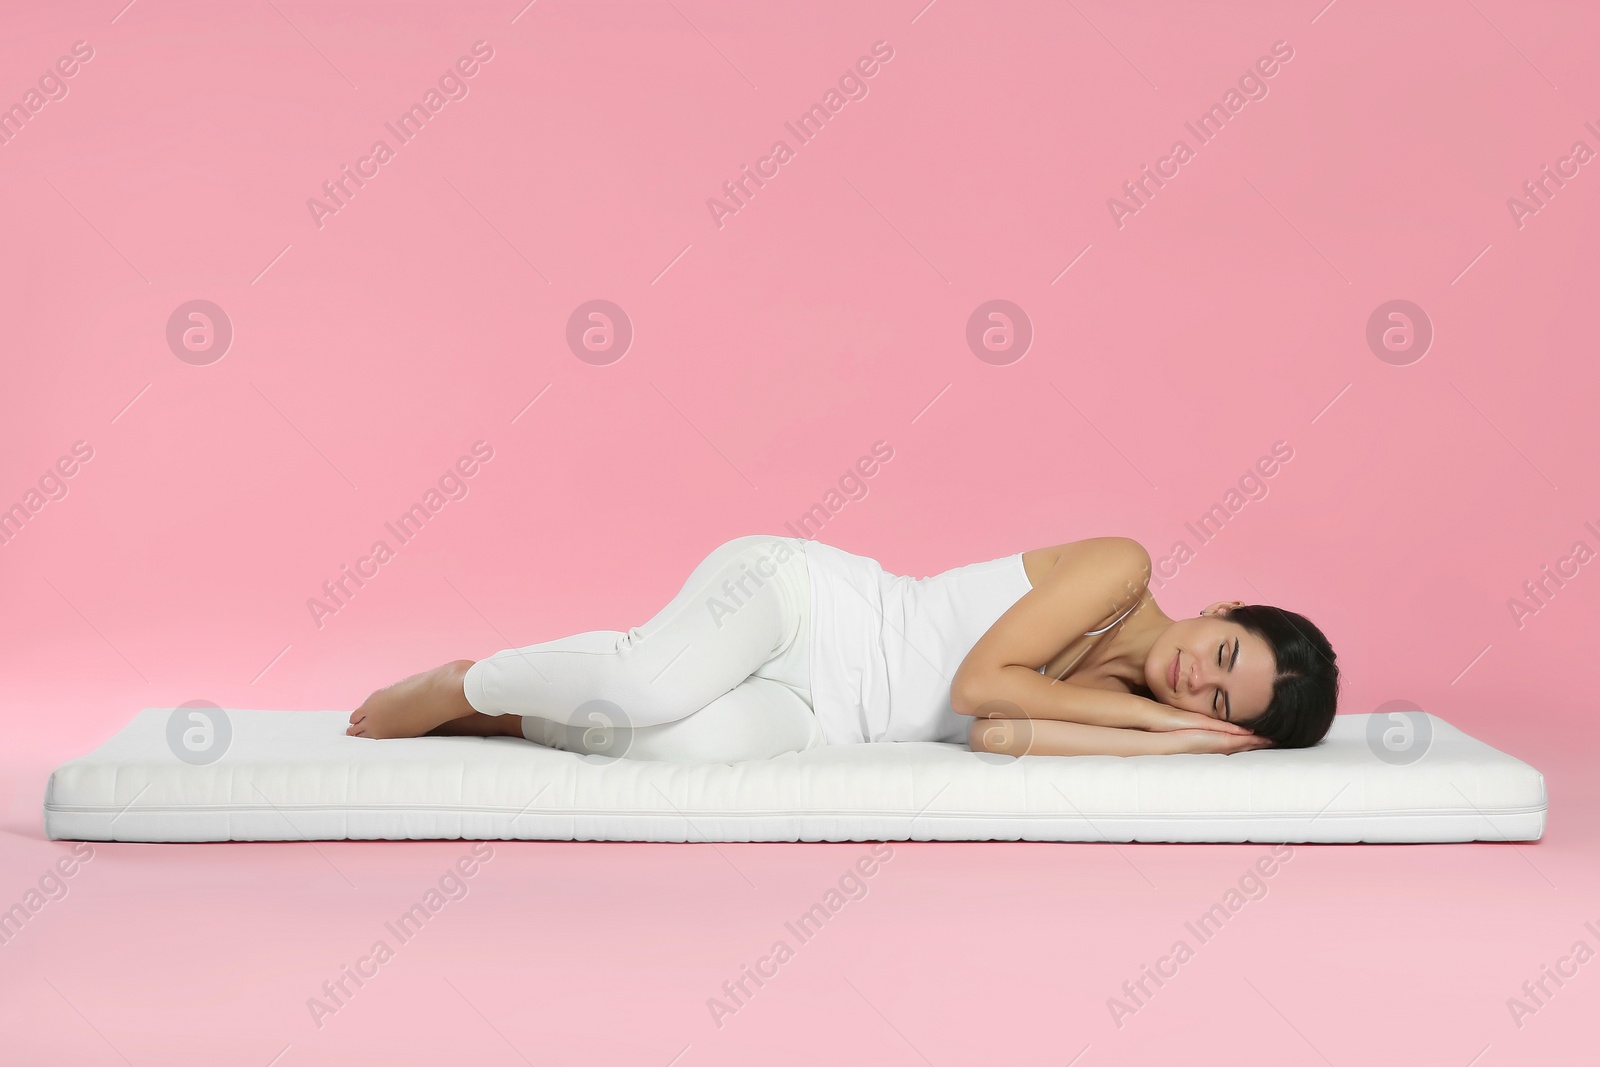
1214, 638, 1238, 720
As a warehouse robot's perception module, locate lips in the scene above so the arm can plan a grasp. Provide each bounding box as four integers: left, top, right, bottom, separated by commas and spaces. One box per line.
1168, 650, 1180, 693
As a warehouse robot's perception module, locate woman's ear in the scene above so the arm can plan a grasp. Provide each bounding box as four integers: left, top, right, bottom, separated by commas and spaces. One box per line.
1200, 600, 1244, 617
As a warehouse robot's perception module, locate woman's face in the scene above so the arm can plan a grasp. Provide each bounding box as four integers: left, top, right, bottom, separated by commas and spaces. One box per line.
1142, 604, 1277, 727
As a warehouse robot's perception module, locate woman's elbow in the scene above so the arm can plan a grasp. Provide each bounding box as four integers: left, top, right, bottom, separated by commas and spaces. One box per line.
953, 673, 1023, 718
967, 716, 994, 752
968, 715, 1036, 757
950, 676, 989, 717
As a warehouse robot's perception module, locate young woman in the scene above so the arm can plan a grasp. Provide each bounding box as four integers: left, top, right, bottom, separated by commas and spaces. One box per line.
346, 534, 1340, 760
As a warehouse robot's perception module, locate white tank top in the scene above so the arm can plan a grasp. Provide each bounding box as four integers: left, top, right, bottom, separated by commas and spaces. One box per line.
802, 540, 1035, 745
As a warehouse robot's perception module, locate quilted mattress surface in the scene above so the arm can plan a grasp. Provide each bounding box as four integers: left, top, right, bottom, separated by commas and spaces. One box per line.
43, 709, 1547, 843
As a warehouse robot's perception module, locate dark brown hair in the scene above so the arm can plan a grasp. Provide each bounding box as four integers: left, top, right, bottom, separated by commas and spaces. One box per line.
1227, 605, 1340, 749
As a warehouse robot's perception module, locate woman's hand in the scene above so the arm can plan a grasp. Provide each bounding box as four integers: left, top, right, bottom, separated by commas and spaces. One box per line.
1166, 728, 1275, 754
1140, 702, 1256, 735
968, 717, 1276, 758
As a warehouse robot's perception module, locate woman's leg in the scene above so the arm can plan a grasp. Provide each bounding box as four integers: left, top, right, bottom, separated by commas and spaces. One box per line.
462, 534, 803, 728
348, 535, 807, 739
519, 674, 821, 762
419, 677, 819, 762
347, 658, 477, 738
426, 711, 524, 738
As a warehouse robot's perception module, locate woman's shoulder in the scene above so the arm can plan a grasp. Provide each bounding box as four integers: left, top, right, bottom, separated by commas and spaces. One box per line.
1020, 536, 1149, 590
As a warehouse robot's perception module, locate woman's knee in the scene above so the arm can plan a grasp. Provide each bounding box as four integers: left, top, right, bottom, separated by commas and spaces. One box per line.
622, 677, 818, 763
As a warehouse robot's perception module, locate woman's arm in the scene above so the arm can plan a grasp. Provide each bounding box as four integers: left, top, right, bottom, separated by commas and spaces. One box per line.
960, 672, 1205, 730
969, 715, 1271, 757
952, 538, 1241, 732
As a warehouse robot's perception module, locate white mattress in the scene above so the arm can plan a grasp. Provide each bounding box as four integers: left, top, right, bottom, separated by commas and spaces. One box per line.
43, 709, 1546, 843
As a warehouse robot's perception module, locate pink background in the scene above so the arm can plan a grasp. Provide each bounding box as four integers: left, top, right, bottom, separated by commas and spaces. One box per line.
3, 0, 1597, 1062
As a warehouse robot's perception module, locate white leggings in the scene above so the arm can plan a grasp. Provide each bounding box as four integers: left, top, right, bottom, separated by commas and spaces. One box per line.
461, 534, 822, 763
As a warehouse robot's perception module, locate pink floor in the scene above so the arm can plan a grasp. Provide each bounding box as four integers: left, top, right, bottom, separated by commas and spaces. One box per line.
4, 0, 1598, 1062
4, 716, 1594, 1065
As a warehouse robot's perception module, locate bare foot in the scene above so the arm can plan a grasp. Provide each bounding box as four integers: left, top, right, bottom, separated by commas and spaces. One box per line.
347, 659, 478, 739
426, 712, 525, 738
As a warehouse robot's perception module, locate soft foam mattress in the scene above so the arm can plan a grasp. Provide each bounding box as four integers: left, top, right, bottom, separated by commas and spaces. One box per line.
43, 709, 1546, 843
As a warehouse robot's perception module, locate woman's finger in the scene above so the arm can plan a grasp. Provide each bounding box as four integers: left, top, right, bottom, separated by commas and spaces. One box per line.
1198, 715, 1251, 734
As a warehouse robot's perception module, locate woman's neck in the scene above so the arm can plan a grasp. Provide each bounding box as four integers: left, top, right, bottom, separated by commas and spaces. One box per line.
1095, 593, 1173, 691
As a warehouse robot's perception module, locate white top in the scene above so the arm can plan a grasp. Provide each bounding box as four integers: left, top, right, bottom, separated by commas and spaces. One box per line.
802, 540, 1035, 745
